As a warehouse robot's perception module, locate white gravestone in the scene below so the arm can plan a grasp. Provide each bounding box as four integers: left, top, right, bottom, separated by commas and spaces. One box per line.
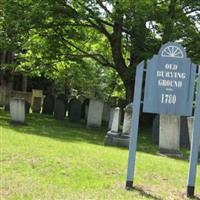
122, 103, 133, 135
159, 114, 181, 154
87, 99, 104, 128
105, 107, 129, 147
108, 107, 115, 129
110, 107, 121, 133
10, 98, 25, 123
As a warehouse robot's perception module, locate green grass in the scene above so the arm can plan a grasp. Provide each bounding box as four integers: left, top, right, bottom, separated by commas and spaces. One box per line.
0, 110, 199, 200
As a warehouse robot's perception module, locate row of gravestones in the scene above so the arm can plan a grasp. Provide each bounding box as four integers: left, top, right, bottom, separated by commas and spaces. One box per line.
42, 94, 85, 122
11, 93, 124, 127
7, 93, 129, 129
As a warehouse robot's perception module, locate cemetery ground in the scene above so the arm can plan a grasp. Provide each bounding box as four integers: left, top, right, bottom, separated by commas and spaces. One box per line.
0, 111, 199, 200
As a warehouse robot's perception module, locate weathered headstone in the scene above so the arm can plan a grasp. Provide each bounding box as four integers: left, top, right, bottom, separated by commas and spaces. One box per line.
110, 107, 121, 133
102, 103, 111, 124
105, 107, 130, 147
57, 93, 68, 110
25, 100, 30, 114
31, 89, 43, 106
10, 98, 25, 124
159, 114, 182, 156
42, 94, 55, 115
108, 107, 115, 129
87, 99, 104, 128
122, 103, 133, 135
68, 97, 76, 117
69, 99, 81, 123
152, 115, 190, 148
54, 99, 65, 120
32, 97, 42, 113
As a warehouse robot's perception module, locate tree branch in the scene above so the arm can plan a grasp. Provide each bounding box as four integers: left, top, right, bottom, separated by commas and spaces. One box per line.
60, 37, 114, 68
96, 0, 112, 15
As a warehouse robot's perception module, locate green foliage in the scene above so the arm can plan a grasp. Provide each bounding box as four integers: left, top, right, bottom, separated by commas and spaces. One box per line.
0, 0, 199, 100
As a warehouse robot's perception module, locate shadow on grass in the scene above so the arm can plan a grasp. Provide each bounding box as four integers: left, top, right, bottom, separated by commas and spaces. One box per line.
129, 186, 163, 200
1, 110, 188, 159
0, 111, 107, 146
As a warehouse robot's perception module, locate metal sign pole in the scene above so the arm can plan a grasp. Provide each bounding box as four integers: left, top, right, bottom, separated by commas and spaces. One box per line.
126, 61, 144, 189
187, 69, 200, 197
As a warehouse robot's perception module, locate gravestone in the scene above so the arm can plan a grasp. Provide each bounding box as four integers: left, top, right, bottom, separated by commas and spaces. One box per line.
110, 107, 121, 133
10, 98, 25, 124
25, 100, 30, 114
102, 103, 111, 124
57, 94, 68, 110
54, 99, 65, 120
32, 97, 42, 113
42, 94, 55, 115
152, 115, 190, 148
81, 98, 90, 120
69, 99, 81, 123
122, 103, 133, 135
31, 89, 43, 107
87, 99, 104, 128
105, 107, 129, 147
159, 114, 182, 156
108, 107, 115, 129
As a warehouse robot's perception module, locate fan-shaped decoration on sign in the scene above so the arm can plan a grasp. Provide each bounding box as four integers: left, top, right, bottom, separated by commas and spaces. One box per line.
161, 45, 184, 58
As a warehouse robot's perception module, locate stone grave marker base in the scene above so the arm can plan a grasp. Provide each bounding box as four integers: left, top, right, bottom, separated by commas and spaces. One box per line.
104, 131, 130, 148
158, 148, 183, 158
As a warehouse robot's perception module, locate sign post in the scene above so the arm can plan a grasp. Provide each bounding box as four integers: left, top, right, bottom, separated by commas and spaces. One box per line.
126, 61, 144, 189
126, 42, 199, 197
187, 74, 200, 197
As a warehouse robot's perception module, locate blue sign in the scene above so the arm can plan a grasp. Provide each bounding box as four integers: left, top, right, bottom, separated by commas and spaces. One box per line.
143, 42, 196, 116
126, 42, 199, 197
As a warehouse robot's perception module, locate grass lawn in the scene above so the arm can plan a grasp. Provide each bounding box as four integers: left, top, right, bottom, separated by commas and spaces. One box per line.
0, 110, 199, 200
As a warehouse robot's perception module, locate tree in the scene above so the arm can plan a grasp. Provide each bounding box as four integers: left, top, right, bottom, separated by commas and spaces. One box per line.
1, 0, 200, 102
52, 0, 200, 102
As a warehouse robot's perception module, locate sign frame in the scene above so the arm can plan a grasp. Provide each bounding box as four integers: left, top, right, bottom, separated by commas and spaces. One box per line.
125, 42, 199, 198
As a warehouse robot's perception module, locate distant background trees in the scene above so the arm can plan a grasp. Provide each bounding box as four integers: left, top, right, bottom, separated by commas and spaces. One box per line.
0, 0, 199, 102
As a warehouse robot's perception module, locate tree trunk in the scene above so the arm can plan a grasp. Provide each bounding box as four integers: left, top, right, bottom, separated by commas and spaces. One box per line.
1, 50, 7, 63
22, 75, 28, 91
123, 77, 134, 104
